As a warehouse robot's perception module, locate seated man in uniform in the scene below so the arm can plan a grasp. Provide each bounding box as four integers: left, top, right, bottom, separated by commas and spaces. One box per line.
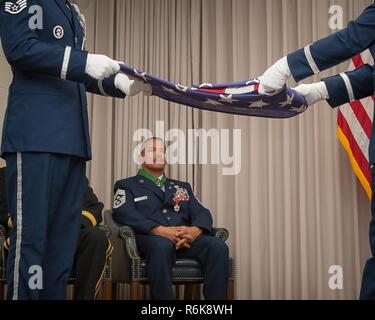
112, 137, 229, 300
0, 166, 112, 300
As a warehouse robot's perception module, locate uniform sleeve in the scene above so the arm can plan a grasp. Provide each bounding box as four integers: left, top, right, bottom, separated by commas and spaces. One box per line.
287, 4, 375, 82
186, 184, 213, 233
322, 63, 374, 108
112, 181, 159, 234
81, 178, 104, 228
0, 0, 88, 83
82, 74, 126, 98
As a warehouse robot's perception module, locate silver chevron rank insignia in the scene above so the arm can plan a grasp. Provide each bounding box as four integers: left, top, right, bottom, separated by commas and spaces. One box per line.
4, 0, 27, 15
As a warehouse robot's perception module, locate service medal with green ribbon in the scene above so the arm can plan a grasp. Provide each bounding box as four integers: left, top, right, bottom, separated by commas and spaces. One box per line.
138, 169, 167, 187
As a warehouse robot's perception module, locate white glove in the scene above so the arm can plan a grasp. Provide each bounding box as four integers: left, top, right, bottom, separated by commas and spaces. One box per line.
85, 54, 120, 80
259, 57, 291, 95
114, 73, 152, 97
293, 82, 329, 106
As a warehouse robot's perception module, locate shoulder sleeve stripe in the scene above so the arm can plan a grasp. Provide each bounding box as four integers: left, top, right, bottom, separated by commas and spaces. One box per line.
82, 210, 97, 227
304, 44, 320, 75
339, 72, 355, 102
61, 46, 72, 80
98, 79, 109, 96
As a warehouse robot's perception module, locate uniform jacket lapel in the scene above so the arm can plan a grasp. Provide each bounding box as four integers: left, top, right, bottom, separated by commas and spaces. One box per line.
54, 0, 74, 30
164, 180, 176, 206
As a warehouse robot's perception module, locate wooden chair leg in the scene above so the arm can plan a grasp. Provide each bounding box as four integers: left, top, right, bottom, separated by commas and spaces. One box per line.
193, 284, 201, 300
72, 283, 76, 300
175, 285, 180, 300
0, 282, 4, 300
184, 284, 194, 300
131, 281, 141, 300
111, 282, 117, 300
227, 279, 234, 300
102, 281, 112, 300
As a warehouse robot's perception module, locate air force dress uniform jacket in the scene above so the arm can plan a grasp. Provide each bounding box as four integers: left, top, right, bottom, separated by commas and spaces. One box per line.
287, 2, 375, 164
286, 2, 375, 299
112, 175, 213, 234
112, 173, 230, 300
0, 0, 125, 160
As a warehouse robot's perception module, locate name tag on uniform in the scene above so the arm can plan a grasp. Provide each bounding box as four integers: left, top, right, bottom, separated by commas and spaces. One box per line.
134, 196, 148, 203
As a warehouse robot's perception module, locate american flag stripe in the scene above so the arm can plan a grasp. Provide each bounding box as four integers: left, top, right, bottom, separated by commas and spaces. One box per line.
353, 51, 375, 105
337, 125, 372, 199
349, 100, 372, 139
337, 50, 374, 200
338, 111, 371, 175
198, 88, 226, 94
340, 102, 370, 160
353, 52, 366, 68
196, 84, 258, 95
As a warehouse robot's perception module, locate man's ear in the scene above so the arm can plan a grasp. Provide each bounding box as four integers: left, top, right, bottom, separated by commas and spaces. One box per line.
138, 155, 145, 165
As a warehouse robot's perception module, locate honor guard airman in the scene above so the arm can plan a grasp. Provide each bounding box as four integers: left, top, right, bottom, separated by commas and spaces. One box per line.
260, 1, 375, 299
0, 167, 112, 299
0, 0, 147, 299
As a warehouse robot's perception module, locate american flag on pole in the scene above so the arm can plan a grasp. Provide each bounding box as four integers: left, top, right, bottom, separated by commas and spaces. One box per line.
120, 64, 307, 119
337, 50, 374, 200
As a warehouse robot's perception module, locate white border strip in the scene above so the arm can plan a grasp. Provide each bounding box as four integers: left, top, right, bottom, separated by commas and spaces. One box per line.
98, 80, 109, 96
13, 152, 23, 300
61, 46, 72, 80
304, 45, 320, 74
339, 72, 355, 102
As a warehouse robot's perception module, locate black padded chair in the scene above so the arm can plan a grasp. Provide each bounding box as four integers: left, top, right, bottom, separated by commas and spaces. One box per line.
120, 225, 235, 300
104, 210, 235, 300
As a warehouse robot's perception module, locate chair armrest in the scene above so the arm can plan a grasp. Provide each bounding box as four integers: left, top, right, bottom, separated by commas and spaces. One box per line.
0, 225, 5, 239
103, 210, 133, 282
214, 228, 229, 242
98, 224, 112, 239
118, 225, 141, 260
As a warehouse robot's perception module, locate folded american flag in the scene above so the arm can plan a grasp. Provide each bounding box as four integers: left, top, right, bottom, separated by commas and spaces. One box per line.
120, 64, 307, 119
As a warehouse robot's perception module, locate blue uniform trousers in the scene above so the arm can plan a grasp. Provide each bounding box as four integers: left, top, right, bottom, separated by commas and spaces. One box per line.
360, 166, 375, 299
136, 233, 229, 300
4, 152, 85, 300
